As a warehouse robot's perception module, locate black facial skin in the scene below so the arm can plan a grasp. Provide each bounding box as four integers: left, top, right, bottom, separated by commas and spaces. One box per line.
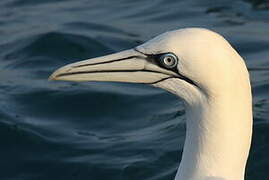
134, 48, 198, 87
149, 53, 179, 73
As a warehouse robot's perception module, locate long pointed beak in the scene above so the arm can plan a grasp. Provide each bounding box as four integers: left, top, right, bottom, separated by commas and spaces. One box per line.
49, 49, 178, 84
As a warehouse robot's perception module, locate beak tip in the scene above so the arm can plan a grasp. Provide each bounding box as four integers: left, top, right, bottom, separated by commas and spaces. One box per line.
48, 70, 60, 81
48, 65, 71, 81
48, 75, 55, 81
48, 74, 56, 81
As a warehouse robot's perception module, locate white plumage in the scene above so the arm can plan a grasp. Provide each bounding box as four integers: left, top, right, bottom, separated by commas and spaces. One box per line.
50, 28, 252, 180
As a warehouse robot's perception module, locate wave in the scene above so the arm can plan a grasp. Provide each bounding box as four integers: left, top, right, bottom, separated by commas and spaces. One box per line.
4, 31, 113, 69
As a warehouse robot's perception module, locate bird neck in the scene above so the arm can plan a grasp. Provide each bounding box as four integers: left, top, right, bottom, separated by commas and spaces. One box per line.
175, 86, 252, 180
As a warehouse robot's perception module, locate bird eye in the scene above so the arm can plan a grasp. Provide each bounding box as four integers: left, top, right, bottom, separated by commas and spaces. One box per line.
159, 53, 178, 69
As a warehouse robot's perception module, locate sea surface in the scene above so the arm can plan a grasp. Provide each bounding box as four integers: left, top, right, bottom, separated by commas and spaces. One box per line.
0, 0, 269, 180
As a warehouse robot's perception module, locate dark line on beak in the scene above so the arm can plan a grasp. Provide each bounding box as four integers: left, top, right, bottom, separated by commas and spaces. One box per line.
56, 69, 198, 88
55, 69, 173, 78
178, 73, 198, 87
148, 74, 198, 87
147, 77, 172, 84
74, 55, 145, 68
134, 48, 152, 56
56, 48, 198, 88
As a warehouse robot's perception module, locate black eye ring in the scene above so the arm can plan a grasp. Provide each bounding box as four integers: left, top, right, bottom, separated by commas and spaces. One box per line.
159, 53, 178, 69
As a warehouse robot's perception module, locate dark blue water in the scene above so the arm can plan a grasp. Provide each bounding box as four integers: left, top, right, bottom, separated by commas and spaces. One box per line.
0, 0, 269, 179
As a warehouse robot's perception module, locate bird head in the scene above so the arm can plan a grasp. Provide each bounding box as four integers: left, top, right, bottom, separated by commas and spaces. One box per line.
49, 28, 249, 105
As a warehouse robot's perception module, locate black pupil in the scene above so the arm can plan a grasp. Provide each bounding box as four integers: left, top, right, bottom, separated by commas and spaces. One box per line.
154, 53, 177, 70
167, 57, 172, 62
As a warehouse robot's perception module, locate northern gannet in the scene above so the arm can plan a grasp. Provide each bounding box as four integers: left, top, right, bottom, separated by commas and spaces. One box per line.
50, 28, 252, 180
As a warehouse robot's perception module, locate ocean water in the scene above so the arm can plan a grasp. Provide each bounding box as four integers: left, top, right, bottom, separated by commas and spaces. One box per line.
0, 0, 269, 179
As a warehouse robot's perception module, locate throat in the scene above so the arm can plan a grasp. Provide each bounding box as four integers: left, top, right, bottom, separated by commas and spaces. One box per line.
175, 95, 252, 180
152, 77, 252, 180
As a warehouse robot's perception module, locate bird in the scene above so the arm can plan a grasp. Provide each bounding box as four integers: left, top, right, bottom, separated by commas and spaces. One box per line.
49, 28, 252, 180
